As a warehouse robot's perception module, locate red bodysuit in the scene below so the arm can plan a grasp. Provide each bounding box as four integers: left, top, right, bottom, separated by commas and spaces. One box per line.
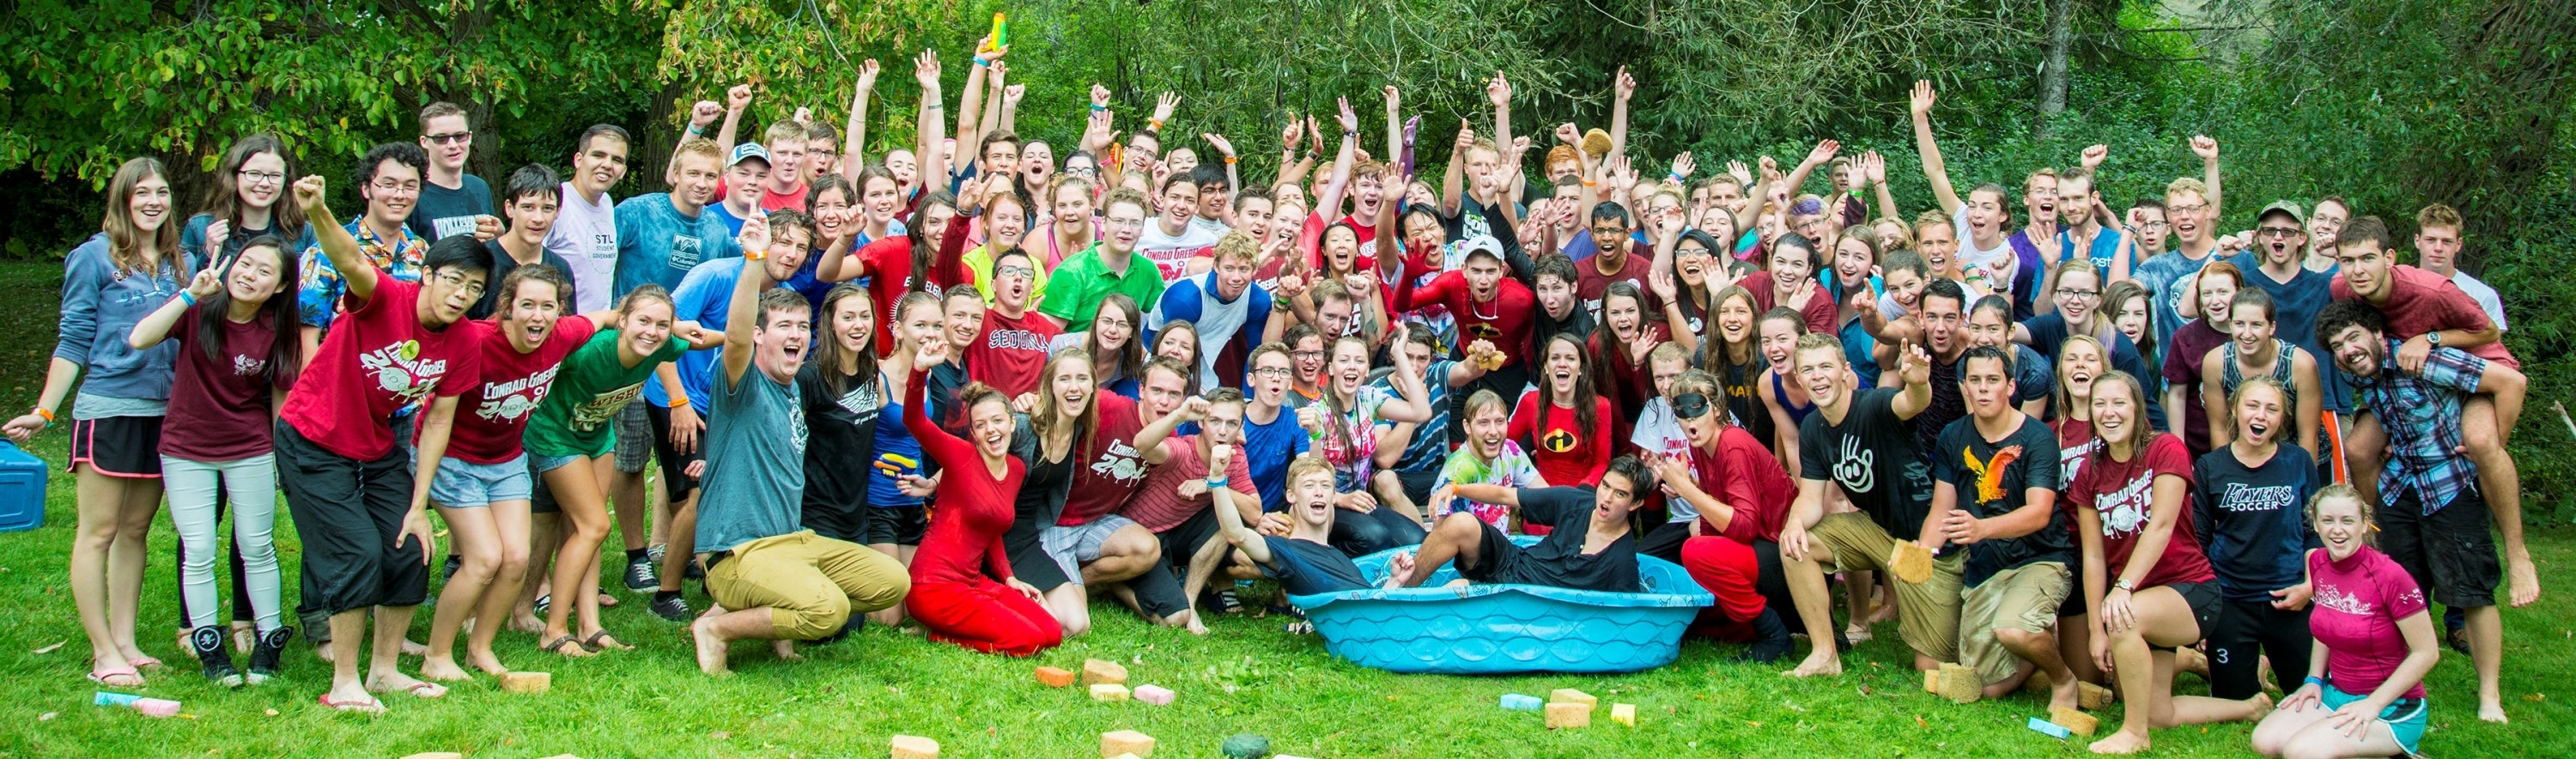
901, 368, 1062, 656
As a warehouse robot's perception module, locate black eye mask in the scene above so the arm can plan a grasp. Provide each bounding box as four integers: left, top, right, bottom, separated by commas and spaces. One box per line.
1673, 392, 1713, 420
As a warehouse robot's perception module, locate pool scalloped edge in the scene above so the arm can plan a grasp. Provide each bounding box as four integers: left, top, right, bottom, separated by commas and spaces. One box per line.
1287, 536, 1714, 675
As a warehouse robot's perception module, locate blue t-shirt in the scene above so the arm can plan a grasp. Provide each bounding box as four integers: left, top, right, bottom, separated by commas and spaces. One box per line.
2131, 249, 2215, 359
2222, 252, 2350, 413
1241, 405, 1313, 512
1262, 535, 1370, 595
2190, 445, 2322, 603
866, 392, 930, 508
645, 257, 831, 409
693, 360, 808, 553
707, 202, 752, 236
1371, 359, 1455, 473
2056, 226, 2128, 270
612, 192, 741, 299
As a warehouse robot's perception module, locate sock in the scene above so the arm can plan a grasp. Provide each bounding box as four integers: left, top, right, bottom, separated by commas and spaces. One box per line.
654, 590, 680, 604
625, 547, 649, 562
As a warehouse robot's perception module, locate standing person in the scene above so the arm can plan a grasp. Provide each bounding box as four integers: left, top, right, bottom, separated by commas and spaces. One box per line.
756, 122, 813, 213
901, 340, 1062, 655
125, 236, 298, 686
1510, 334, 1613, 490
812, 185, 967, 356
409, 102, 501, 243
707, 143, 773, 234
1080, 294, 1148, 398
1039, 188, 1164, 333
2131, 143, 2227, 355
546, 124, 630, 313
612, 138, 740, 296
2052, 165, 2131, 282
2067, 372, 2269, 754
1662, 370, 1804, 664
469, 166, 581, 320
1775, 334, 1950, 678
1152, 232, 1276, 391
2250, 485, 2439, 759
2201, 289, 2322, 456
1390, 234, 1535, 428
1753, 308, 1815, 471
1138, 174, 1220, 281
1930, 345, 2074, 707
852, 291, 945, 626
689, 215, 909, 676
1740, 233, 1836, 335
183, 135, 317, 266
300, 143, 434, 355
1702, 287, 1773, 452
2160, 262, 2240, 456
2191, 377, 2320, 713
272, 176, 490, 712
5, 159, 187, 688
2216, 200, 2346, 440
2318, 301, 2529, 723
1909, 82, 2023, 302
2014, 262, 2155, 409
1908, 280, 1973, 458
1591, 282, 1670, 448
2300, 197, 2351, 274
1371, 327, 1494, 523
2125, 199, 2170, 264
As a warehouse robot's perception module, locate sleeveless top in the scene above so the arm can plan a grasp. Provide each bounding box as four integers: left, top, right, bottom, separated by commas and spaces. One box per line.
1770, 370, 1817, 425
2220, 338, 2302, 413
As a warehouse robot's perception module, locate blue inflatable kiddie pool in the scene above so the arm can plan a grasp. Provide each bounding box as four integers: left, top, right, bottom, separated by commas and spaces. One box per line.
1288, 537, 1713, 674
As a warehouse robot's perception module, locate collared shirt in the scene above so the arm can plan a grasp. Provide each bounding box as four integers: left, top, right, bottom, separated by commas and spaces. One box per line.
2348, 338, 2483, 513
1036, 242, 1166, 333
299, 219, 426, 331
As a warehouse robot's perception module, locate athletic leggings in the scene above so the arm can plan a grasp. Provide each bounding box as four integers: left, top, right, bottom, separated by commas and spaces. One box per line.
163, 454, 284, 631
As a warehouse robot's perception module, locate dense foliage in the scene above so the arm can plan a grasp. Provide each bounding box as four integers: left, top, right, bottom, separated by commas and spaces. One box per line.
2, 0, 2569, 515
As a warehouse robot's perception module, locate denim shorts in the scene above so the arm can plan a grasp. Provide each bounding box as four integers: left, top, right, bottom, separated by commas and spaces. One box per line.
428, 454, 534, 507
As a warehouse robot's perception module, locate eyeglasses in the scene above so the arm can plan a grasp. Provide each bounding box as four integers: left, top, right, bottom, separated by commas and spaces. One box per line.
2257, 227, 2302, 239
1291, 350, 1326, 361
236, 170, 285, 185
423, 132, 473, 146
1252, 367, 1293, 378
2166, 204, 2206, 216
2057, 288, 2099, 299
1672, 392, 1713, 420
999, 265, 1036, 279
2136, 222, 2169, 231
371, 179, 422, 195
432, 270, 486, 299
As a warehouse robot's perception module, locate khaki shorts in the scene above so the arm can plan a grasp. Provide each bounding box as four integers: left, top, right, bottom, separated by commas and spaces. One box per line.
1808, 512, 1964, 663
705, 531, 910, 641
1959, 561, 2071, 686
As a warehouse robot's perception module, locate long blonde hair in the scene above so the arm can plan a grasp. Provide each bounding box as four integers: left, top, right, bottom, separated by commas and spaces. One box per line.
103, 157, 182, 276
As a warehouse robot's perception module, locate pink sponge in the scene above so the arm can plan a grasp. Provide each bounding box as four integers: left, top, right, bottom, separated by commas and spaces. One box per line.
1133, 684, 1175, 706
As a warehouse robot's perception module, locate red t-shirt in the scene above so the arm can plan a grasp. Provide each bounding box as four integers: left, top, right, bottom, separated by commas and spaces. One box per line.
1119, 435, 1257, 532
281, 277, 486, 460
760, 185, 810, 215
2329, 264, 2516, 369
442, 315, 596, 465
161, 307, 284, 462
1692, 424, 1797, 545
854, 218, 973, 356
1059, 393, 1151, 526
968, 307, 1060, 398
1509, 391, 1613, 487
1394, 267, 1537, 367
1577, 254, 1656, 323
2064, 434, 2214, 589
1739, 271, 1839, 335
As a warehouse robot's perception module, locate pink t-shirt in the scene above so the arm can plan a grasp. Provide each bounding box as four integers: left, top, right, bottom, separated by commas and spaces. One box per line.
2308, 545, 2430, 699
441, 315, 596, 465
281, 277, 487, 460
2330, 264, 2516, 369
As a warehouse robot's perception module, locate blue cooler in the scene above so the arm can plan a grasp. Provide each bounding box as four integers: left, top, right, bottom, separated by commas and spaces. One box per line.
0, 439, 46, 531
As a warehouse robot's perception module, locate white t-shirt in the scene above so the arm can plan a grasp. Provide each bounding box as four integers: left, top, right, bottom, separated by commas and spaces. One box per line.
1951, 203, 2015, 271
544, 181, 619, 313
2451, 270, 2507, 331
1138, 216, 1222, 282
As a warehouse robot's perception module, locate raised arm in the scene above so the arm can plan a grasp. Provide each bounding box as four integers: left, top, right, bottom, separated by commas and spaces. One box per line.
1607, 66, 1635, 163
130, 264, 223, 350
1133, 397, 1207, 466
1910, 81, 1963, 215
720, 214, 775, 386
295, 176, 377, 305
951, 45, 1003, 174
1489, 73, 1515, 201
674, 99, 721, 177
1376, 346, 1433, 424
1206, 443, 1272, 563
2189, 135, 2221, 221
1781, 139, 1838, 198
1889, 339, 1934, 420
1316, 106, 1358, 225
714, 83, 752, 155
839, 60, 881, 180
910, 50, 946, 198
1441, 119, 1473, 216
1273, 115, 1315, 191
1864, 151, 1900, 220
977, 63, 1008, 140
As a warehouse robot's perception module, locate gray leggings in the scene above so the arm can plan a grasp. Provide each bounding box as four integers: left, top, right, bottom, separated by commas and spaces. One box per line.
161, 454, 284, 631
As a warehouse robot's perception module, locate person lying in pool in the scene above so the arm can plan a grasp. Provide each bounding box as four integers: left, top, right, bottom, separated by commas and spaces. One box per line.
1212, 452, 1370, 596
1382, 456, 1656, 593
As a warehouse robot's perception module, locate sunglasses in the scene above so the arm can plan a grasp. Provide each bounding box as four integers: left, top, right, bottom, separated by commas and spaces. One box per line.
1673, 392, 1713, 420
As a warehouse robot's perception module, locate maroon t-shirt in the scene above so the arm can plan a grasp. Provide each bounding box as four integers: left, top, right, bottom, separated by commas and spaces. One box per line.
968, 307, 1060, 398
1058, 393, 1151, 526
2160, 319, 2228, 457
2329, 264, 2516, 369
1576, 254, 1654, 323
441, 315, 595, 465
2065, 434, 2214, 589
161, 307, 284, 462
281, 277, 486, 460
1738, 271, 1839, 335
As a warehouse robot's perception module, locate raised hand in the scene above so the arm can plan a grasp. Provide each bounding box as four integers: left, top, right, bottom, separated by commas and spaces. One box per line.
2080, 143, 2108, 169
1861, 151, 1886, 185
914, 49, 942, 90
1176, 396, 1212, 422
1452, 119, 1476, 155
2189, 134, 2220, 161
1335, 97, 1359, 135
293, 175, 329, 211
1727, 160, 1754, 188
1613, 65, 1637, 102
1507, 136, 1533, 165
1152, 91, 1180, 124
915, 336, 950, 367
792, 106, 814, 124
1553, 122, 1580, 145
1803, 139, 1841, 168
1003, 83, 1026, 107
726, 83, 755, 112
1909, 80, 1936, 117
854, 58, 881, 93
1486, 72, 1512, 107
185, 261, 225, 299
737, 212, 771, 257
204, 219, 230, 256
987, 59, 1009, 82
1648, 265, 1680, 307
1899, 340, 1931, 386
1382, 84, 1400, 116
1669, 151, 1695, 182
1279, 116, 1303, 154
1202, 132, 1236, 159
690, 100, 723, 131
975, 39, 1009, 64
1090, 83, 1112, 108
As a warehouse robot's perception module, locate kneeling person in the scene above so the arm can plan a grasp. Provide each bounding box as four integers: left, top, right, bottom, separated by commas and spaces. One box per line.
1386, 457, 1657, 592
1934, 345, 2075, 707
689, 216, 908, 676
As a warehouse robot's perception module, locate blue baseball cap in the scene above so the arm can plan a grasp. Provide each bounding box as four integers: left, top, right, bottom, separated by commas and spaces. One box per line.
728, 143, 770, 168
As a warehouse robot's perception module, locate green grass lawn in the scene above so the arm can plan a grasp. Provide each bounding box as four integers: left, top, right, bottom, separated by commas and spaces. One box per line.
0, 257, 2570, 757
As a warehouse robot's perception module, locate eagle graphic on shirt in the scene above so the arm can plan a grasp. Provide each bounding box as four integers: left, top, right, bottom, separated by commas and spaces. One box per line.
1962, 444, 2025, 506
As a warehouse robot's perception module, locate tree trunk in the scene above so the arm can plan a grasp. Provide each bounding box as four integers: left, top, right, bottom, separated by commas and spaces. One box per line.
2037, 0, 2073, 136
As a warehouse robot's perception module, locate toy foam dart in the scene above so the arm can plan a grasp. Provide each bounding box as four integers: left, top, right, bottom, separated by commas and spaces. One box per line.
874, 452, 921, 476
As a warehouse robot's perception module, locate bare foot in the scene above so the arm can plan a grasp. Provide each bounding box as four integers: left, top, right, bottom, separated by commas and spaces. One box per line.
509, 614, 545, 635
234, 622, 256, 655
319, 683, 385, 713
313, 640, 335, 664
400, 638, 428, 657
1843, 622, 1874, 644
417, 656, 475, 683
2480, 701, 2509, 724
2087, 729, 2150, 754
2508, 556, 2540, 608
2174, 646, 2210, 677
365, 670, 448, 699
467, 647, 509, 677
1867, 604, 1900, 625
598, 592, 618, 608
1184, 613, 1210, 636
1784, 649, 1843, 678
2049, 676, 2082, 713
691, 618, 732, 676
773, 640, 803, 662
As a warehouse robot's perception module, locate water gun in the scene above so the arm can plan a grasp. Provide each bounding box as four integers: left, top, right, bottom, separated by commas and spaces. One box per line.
874, 452, 921, 477
979, 13, 1009, 52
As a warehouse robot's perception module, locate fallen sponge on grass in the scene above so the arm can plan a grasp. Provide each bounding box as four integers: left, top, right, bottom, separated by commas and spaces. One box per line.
1102, 729, 1156, 757
2049, 705, 2099, 736
890, 734, 940, 759
1547, 689, 1596, 707
1499, 693, 1542, 711
1545, 701, 1593, 729
500, 671, 550, 694
2077, 682, 2115, 710
1035, 666, 1077, 688
1937, 663, 1981, 704
1083, 659, 1129, 686
1133, 684, 1175, 706
1609, 703, 1637, 727
1219, 733, 1272, 759
1090, 683, 1133, 702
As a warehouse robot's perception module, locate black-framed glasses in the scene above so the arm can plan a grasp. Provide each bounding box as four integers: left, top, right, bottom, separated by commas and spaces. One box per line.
236, 170, 285, 185
423, 132, 473, 145
2057, 288, 2100, 299
1252, 367, 1293, 378
1673, 392, 1713, 420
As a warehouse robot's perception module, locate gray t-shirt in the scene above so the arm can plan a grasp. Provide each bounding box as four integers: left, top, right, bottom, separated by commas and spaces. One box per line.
694, 361, 809, 553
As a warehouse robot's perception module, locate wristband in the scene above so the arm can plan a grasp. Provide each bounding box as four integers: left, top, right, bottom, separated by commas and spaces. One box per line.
1668, 173, 1684, 182
1090, 104, 1106, 112
179, 290, 198, 307
973, 58, 990, 68
744, 246, 767, 262
1204, 476, 1228, 489
687, 124, 706, 136
667, 398, 691, 409
32, 408, 55, 424
1223, 156, 1236, 165
1149, 119, 1165, 131
2303, 676, 2326, 689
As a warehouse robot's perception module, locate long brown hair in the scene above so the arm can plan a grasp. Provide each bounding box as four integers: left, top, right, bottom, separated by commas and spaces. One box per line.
1029, 349, 1100, 457
201, 135, 309, 247
812, 282, 879, 398
103, 156, 182, 276
1537, 331, 1601, 447
1698, 284, 1764, 400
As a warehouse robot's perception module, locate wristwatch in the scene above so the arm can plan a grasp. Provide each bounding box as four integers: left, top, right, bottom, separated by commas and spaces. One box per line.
2114, 579, 2138, 592
2427, 331, 2444, 347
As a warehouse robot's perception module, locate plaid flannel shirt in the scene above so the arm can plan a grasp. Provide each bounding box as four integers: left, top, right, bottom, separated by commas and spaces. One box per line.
2349, 337, 2485, 513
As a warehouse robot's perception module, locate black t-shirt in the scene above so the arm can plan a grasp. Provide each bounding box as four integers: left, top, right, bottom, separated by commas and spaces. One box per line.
1799, 387, 1936, 540
471, 241, 581, 320
1485, 486, 1639, 592
1263, 536, 1370, 595
796, 364, 882, 543
1931, 414, 2067, 586
1918, 353, 1968, 456
2190, 445, 2322, 603
2023, 317, 2161, 422
410, 173, 494, 242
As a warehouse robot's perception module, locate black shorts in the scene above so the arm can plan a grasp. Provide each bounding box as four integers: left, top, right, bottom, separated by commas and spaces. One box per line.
1638, 520, 1692, 564
2169, 580, 2224, 638
68, 416, 162, 477
1156, 508, 1224, 572
1392, 467, 1439, 508
1461, 520, 1535, 585
2205, 598, 2312, 701
273, 420, 428, 615
862, 505, 927, 546
2058, 562, 2090, 618
1004, 517, 1072, 592
642, 403, 702, 500
2382, 489, 2500, 609
526, 455, 561, 515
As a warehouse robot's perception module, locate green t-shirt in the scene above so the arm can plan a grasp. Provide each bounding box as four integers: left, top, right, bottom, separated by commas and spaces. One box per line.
522, 328, 688, 458
1036, 242, 1165, 333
